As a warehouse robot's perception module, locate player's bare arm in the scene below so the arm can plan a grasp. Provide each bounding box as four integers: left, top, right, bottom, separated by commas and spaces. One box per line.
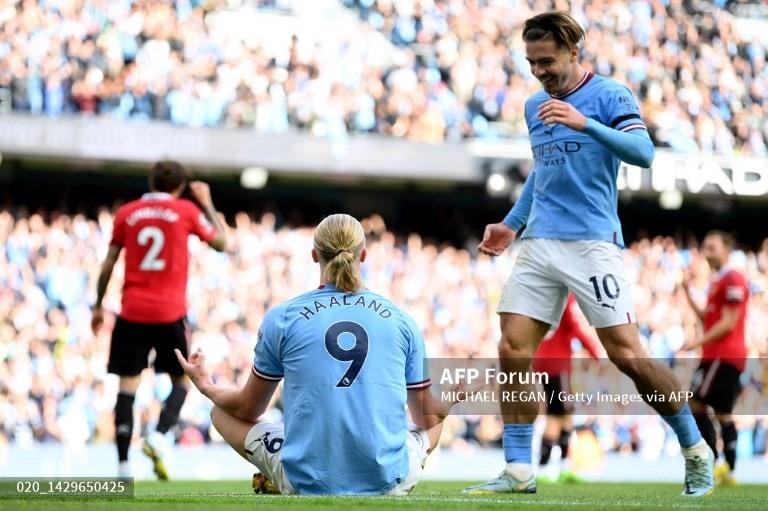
682, 305, 740, 351
175, 349, 278, 422
189, 181, 228, 252
407, 384, 462, 453
91, 244, 122, 334
682, 271, 706, 321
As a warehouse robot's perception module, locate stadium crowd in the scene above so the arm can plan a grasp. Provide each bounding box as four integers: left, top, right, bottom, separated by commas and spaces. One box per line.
0, 207, 766, 464
0, 0, 766, 154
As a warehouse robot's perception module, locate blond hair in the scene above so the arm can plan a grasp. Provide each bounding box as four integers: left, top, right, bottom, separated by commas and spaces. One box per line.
314, 214, 366, 293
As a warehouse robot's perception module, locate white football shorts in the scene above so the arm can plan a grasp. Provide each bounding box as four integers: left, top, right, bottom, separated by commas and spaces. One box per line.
243, 422, 429, 495
497, 239, 635, 328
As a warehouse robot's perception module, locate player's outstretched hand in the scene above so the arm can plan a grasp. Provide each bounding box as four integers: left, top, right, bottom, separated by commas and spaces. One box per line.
188, 181, 213, 207
91, 307, 104, 335
478, 222, 516, 256
538, 99, 587, 131
174, 348, 213, 392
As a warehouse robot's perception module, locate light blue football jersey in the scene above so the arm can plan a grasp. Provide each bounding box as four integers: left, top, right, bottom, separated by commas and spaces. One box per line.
504, 73, 650, 247
252, 284, 430, 495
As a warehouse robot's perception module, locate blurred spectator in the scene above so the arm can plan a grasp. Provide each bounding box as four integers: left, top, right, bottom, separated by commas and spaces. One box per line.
0, 206, 766, 460
0, 1, 766, 152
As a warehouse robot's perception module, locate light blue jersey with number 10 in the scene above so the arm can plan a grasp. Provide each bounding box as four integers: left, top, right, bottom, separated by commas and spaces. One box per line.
252, 284, 430, 495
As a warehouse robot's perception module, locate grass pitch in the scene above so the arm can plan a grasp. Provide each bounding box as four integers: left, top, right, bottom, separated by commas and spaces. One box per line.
1, 480, 766, 511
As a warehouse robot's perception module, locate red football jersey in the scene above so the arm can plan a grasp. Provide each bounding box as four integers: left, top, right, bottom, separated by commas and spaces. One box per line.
533, 295, 602, 375
702, 268, 748, 372
110, 193, 216, 323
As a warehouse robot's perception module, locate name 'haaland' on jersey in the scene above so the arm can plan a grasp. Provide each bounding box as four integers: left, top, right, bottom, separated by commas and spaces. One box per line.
298, 294, 393, 321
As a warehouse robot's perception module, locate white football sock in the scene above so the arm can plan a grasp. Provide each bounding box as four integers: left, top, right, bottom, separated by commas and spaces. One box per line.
118, 461, 132, 478
147, 431, 167, 455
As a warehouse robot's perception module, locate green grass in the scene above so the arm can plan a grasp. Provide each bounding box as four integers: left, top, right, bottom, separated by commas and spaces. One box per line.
1, 480, 766, 511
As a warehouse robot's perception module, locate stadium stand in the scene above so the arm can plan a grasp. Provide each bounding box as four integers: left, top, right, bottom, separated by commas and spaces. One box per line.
0, 207, 765, 461
1, 0, 767, 484
0, 0, 766, 153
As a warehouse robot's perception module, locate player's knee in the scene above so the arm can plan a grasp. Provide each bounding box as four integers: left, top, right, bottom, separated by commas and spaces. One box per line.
210, 405, 224, 428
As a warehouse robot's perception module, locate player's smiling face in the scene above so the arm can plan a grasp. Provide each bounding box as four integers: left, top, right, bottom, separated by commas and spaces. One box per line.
525, 39, 577, 95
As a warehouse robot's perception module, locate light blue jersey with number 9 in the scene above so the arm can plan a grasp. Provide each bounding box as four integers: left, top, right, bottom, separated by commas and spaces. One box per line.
252, 284, 430, 495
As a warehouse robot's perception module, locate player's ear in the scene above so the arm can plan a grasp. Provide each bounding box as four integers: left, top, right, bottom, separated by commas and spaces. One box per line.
570, 45, 578, 62
311, 248, 320, 263
359, 247, 367, 263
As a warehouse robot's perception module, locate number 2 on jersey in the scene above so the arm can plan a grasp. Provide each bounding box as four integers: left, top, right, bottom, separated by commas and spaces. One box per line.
137, 226, 166, 271
324, 321, 369, 388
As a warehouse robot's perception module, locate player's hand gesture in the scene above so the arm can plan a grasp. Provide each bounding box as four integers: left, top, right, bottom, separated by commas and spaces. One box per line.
478, 223, 517, 256
681, 269, 695, 291
175, 348, 213, 392
538, 99, 588, 131
680, 339, 700, 351
91, 306, 104, 335
189, 181, 213, 207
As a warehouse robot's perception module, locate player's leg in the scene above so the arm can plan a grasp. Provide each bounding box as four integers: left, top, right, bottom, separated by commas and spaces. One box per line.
156, 374, 189, 435
691, 403, 718, 461
387, 430, 431, 496
541, 373, 579, 483
540, 416, 561, 467
555, 413, 582, 483
597, 324, 713, 495
716, 414, 737, 484
556, 414, 579, 481
709, 362, 742, 484
538, 416, 562, 483
562, 241, 713, 496
718, 414, 737, 471
209, 406, 254, 459
463, 314, 550, 494
115, 376, 141, 478
465, 240, 564, 494
539, 372, 567, 479
468, 313, 551, 493
598, 324, 683, 414
107, 317, 151, 478
143, 318, 191, 480
690, 362, 719, 458
155, 319, 190, 436
210, 407, 294, 495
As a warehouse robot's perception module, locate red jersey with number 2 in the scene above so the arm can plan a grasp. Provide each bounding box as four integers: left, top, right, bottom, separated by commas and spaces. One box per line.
702, 268, 748, 372
110, 193, 216, 323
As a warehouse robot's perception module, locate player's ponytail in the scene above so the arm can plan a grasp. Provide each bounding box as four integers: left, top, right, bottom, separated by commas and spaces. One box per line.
314, 214, 366, 293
